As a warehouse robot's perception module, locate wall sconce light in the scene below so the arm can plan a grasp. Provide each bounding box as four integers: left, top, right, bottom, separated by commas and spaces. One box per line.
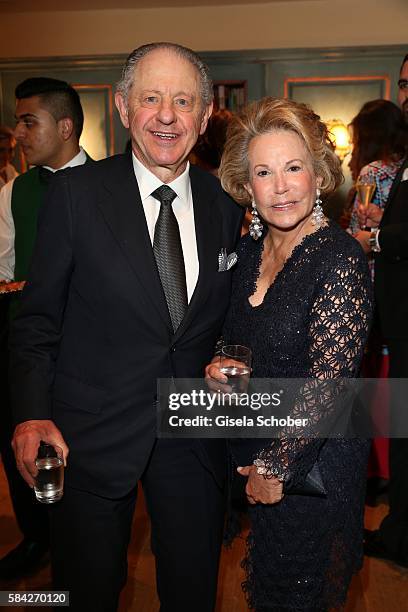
326, 119, 351, 162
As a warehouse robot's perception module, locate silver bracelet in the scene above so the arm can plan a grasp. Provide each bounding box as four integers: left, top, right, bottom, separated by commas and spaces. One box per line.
368, 228, 381, 253
253, 458, 286, 481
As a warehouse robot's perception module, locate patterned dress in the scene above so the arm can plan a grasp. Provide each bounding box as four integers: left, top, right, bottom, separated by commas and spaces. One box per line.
223, 221, 373, 611
349, 159, 403, 237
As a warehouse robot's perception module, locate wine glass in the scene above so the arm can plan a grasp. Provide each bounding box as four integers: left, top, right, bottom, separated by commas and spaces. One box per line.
219, 344, 252, 395
356, 175, 376, 230
34, 444, 64, 504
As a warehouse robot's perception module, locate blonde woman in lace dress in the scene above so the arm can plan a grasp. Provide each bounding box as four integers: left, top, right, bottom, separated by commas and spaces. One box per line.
206, 98, 372, 611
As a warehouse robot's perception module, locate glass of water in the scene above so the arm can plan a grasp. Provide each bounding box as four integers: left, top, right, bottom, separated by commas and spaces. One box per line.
34, 443, 64, 504
219, 344, 252, 395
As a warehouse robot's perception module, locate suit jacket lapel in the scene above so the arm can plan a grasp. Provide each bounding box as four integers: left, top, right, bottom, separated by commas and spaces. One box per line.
173, 166, 221, 341
382, 156, 408, 220
97, 154, 172, 331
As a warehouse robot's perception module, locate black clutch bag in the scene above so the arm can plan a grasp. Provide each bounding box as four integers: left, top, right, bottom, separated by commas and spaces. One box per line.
284, 462, 327, 497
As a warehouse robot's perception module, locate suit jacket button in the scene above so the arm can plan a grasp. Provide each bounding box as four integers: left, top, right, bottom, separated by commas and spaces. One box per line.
171, 347, 176, 353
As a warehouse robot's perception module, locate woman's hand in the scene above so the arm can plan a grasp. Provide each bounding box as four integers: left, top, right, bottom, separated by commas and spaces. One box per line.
205, 355, 245, 393
205, 356, 250, 393
353, 230, 371, 254
237, 465, 284, 505
357, 202, 383, 229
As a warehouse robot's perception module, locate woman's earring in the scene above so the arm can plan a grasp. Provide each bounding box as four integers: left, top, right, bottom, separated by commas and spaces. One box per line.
249, 200, 263, 240
311, 189, 324, 229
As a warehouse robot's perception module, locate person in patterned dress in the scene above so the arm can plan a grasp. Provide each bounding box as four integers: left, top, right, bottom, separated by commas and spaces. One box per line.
348, 99, 406, 260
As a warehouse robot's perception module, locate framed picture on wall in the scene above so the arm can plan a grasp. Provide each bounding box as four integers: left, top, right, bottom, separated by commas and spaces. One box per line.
284, 74, 390, 127
73, 84, 115, 160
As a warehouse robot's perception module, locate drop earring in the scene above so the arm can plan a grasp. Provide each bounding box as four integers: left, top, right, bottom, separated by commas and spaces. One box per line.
249, 200, 263, 240
311, 189, 324, 229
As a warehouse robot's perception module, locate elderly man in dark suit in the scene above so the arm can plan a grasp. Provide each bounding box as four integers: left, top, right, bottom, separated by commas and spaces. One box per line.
356, 53, 408, 568
9, 43, 242, 611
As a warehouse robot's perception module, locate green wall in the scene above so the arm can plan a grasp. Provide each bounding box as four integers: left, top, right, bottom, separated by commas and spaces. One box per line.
1, 44, 406, 219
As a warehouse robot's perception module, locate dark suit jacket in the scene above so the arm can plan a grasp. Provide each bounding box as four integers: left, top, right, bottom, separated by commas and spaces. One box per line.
9, 153, 243, 497
375, 156, 408, 340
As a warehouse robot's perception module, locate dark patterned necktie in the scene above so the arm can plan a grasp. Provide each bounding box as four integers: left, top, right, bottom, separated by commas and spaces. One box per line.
152, 185, 188, 332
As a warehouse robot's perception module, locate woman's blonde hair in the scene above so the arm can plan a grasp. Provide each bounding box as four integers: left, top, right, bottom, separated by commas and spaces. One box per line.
219, 97, 343, 205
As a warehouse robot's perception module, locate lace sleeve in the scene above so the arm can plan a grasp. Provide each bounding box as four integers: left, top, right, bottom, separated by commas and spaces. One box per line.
214, 336, 224, 356
255, 249, 372, 487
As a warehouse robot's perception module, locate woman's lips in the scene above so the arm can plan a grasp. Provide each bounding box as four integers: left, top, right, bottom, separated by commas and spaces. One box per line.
271, 201, 297, 210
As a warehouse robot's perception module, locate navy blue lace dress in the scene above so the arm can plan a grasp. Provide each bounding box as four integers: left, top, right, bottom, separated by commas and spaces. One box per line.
223, 221, 373, 611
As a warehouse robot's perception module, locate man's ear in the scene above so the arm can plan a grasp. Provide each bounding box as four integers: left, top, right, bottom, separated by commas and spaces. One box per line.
115, 92, 130, 129
58, 117, 74, 141
199, 102, 213, 135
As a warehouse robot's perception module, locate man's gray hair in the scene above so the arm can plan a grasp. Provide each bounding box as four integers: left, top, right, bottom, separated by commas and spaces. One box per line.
116, 42, 213, 107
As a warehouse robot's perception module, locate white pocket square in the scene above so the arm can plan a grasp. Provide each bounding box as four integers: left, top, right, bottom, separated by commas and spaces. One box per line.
218, 248, 238, 271
402, 168, 408, 182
